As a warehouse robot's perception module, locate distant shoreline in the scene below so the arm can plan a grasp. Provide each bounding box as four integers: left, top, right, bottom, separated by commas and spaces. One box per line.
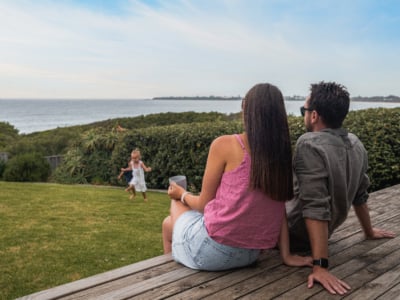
152, 96, 241, 100
152, 95, 400, 103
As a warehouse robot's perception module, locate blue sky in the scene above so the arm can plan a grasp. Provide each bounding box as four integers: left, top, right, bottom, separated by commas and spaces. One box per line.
1, 0, 399, 99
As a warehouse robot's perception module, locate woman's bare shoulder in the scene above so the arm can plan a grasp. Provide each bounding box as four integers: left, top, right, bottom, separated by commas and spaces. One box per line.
211, 134, 236, 147
210, 135, 242, 157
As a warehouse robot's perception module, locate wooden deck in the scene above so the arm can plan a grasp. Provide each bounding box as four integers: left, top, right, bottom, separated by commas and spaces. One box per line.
19, 184, 400, 299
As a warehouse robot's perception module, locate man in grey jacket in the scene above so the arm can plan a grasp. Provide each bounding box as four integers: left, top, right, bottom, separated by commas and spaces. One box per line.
286, 81, 395, 295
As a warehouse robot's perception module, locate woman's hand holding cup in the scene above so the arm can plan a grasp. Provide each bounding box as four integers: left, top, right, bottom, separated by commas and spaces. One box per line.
168, 181, 185, 200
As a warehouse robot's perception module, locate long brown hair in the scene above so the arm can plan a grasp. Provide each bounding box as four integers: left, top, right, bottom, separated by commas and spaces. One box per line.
243, 83, 293, 202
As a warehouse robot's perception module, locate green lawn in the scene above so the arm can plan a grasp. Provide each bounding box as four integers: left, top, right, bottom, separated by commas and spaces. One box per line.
0, 181, 170, 300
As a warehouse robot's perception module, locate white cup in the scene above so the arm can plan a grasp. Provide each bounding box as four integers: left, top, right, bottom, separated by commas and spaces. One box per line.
169, 175, 187, 190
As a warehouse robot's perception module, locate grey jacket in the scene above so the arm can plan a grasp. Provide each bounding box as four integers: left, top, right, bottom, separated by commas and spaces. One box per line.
287, 128, 370, 245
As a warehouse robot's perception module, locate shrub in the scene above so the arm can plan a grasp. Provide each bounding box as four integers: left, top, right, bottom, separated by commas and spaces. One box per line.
51, 148, 87, 184
52, 108, 400, 192
52, 129, 118, 184
6, 128, 81, 157
89, 111, 240, 132
0, 159, 6, 178
3, 153, 51, 182
6, 112, 238, 158
0, 122, 19, 150
344, 108, 400, 191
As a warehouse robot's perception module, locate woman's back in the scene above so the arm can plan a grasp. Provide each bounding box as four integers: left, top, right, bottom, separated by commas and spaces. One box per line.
204, 134, 286, 249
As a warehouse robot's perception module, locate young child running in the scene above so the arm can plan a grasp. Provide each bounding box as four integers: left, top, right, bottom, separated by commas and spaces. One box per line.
120, 149, 152, 201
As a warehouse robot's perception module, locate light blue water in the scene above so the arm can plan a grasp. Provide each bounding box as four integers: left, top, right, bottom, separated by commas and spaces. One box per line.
0, 99, 399, 134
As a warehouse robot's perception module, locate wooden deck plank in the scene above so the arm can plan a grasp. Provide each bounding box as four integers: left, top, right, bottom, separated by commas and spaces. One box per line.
131, 250, 281, 299
345, 263, 400, 300
376, 283, 400, 300
166, 255, 295, 299
17, 254, 173, 300
198, 265, 300, 299
60, 261, 182, 299
329, 191, 399, 242
132, 269, 231, 300
16, 184, 400, 300
329, 207, 399, 243
237, 267, 311, 299
94, 268, 197, 300
328, 214, 399, 256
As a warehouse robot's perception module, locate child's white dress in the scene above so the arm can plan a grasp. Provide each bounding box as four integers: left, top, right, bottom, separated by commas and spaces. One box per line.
129, 160, 147, 192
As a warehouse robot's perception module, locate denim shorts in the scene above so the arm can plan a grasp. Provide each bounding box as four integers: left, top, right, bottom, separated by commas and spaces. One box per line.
172, 210, 261, 271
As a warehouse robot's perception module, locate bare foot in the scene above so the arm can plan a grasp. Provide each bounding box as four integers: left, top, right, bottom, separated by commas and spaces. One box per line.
130, 194, 136, 200
144, 198, 148, 202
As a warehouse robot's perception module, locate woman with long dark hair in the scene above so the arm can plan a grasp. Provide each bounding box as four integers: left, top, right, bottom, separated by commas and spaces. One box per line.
162, 83, 312, 271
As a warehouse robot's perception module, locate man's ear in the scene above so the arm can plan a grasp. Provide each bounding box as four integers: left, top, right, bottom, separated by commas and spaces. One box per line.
310, 110, 319, 124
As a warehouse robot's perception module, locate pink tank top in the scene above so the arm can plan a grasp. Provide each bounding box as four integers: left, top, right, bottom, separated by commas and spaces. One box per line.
204, 134, 286, 249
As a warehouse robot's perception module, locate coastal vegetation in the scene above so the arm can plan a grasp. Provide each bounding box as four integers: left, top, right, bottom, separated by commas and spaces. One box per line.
351, 95, 400, 102
152, 95, 400, 102
0, 122, 19, 149
0, 108, 399, 191
152, 96, 241, 100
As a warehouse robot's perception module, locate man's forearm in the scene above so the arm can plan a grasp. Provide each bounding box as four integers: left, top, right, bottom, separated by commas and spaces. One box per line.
353, 203, 374, 237
278, 213, 290, 260
305, 218, 329, 260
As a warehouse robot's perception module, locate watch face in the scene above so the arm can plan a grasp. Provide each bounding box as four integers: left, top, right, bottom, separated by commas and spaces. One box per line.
313, 258, 329, 268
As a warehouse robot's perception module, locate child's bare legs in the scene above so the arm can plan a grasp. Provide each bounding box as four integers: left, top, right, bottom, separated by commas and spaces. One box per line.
142, 192, 148, 201
126, 185, 136, 199
162, 199, 191, 254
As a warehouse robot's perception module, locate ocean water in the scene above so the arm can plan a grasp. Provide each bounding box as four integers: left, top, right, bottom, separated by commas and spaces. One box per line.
0, 99, 399, 134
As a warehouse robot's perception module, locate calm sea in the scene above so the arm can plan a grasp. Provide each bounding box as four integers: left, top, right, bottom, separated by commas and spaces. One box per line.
0, 99, 399, 134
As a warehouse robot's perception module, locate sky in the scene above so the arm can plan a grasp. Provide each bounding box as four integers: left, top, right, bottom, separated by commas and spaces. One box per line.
1, 0, 400, 99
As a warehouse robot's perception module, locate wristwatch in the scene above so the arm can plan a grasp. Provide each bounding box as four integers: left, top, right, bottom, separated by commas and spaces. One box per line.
313, 258, 329, 268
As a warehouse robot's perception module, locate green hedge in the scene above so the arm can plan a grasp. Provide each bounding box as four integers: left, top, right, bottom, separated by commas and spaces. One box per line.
52, 108, 399, 192
3, 153, 51, 182
0, 122, 19, 150
344, 108, 400, 191
1, 112, 237, 157
109, 121, 243, 191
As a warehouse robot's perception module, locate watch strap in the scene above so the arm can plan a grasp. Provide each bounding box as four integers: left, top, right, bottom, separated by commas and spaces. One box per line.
313, 258, 329, 268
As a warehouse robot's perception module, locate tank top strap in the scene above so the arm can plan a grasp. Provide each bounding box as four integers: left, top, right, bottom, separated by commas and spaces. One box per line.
234, 134, 246, 151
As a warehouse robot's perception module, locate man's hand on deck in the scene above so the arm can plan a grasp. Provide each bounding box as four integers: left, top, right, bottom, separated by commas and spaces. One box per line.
366, 228, 395, 239
307, 267, 350, 295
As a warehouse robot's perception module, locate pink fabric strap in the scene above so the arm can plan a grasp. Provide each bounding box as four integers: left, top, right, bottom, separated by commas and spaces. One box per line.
234, 134, 246, 151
